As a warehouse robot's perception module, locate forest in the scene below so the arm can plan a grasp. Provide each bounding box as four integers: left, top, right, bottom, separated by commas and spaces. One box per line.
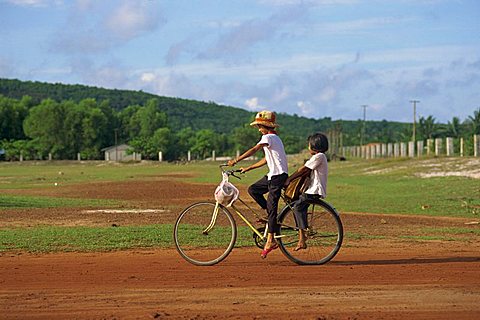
1, 78, 479, 161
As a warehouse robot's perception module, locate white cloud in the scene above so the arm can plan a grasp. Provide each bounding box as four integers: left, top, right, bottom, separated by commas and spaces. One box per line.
196, 5, 307, 60
297, 101, 314, 115
51, 1, 165, 55
245, 97, 260, 110
318, 87, 336, 103
105, 2, 163, 41
140, 72, 156, 83
5, 0, 63, 7
317, 16, 417, 34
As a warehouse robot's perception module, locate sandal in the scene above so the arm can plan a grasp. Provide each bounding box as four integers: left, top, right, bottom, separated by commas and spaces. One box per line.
261, 243, 278, 259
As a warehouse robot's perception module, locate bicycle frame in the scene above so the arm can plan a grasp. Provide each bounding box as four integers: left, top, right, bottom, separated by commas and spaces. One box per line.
207, 195, 297, 242
211, 165, 302, 241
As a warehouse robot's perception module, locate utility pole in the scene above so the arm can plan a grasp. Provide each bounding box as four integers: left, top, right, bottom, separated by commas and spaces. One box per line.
361, 105, 368, 146
114, 128, 119, 161
410, 100, 420, 142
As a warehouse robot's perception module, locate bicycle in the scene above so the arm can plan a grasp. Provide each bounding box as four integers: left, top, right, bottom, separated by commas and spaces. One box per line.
173, 165, 343, 266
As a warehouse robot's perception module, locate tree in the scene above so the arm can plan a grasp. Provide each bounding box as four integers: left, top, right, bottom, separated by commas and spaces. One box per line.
23, 99, 69, 158
417, 115, 437, 140
0, 95, 29, 140
232, 125, 260, 154
24, 98, 110, 159
467, 108, 480, 134
129, 127, 174, 160
446, 117, 461, 138
191, 129, 217, 159
151, 127, 173, 158
174, 127, 195, 160
137, 99, 168, 137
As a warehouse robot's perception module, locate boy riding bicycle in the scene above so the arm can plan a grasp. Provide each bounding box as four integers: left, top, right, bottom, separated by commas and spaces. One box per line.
227, 110, 288, 259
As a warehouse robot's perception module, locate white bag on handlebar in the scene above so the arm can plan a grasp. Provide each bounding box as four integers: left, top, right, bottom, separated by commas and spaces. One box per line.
214, 173, 239, 207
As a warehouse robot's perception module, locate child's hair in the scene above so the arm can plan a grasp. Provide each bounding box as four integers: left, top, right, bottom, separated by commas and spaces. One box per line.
308, 133, 329, 153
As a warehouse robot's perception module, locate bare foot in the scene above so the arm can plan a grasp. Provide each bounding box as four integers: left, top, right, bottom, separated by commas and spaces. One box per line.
293, 242, 307, 251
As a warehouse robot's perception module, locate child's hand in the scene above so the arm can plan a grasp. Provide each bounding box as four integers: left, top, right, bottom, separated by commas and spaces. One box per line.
227, 159, 237, 167
240, 167, 249, 174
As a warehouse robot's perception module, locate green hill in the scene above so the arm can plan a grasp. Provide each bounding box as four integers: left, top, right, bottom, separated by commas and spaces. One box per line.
0, 78, 410, 144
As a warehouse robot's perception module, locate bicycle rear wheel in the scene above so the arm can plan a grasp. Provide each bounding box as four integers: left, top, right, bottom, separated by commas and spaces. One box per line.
174, 201, 237, 266
278, 199, 343, 265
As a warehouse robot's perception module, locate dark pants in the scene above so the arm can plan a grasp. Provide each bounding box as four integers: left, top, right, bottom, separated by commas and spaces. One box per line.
248, 173, 288, 234
293, 193, 321, 230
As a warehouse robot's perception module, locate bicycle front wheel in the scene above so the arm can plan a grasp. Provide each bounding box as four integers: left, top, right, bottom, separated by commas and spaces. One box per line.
174, 202, 237, 266
278, 199, 343, 265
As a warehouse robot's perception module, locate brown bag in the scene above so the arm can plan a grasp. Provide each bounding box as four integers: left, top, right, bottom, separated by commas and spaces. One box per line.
284, 173, 310, 201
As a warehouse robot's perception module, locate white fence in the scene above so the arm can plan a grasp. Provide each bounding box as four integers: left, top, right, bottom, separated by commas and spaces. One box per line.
342, 135, 480, 159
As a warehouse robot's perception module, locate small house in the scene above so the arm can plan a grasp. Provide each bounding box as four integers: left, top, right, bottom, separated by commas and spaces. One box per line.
102, 144, 141, 162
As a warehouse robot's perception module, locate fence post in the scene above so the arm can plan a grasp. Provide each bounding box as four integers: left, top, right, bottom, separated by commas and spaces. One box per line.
474, 135, 479, 157
212, 150, 216, 161
158, 151, 163, 162
435, 138, 442, 156
371, 145, 375, 159
20, 151, 23, 162
394, 143, 399, 157
460, 138, 464, 157
49, 153, 52, 161
446, 137, 454, 156
426, 139, 433, 156
417, 140, 424, 157
400, 143, 407, 157
77, 153, 81, 161
387, 143, 393, 157
188, 150, 191, 162
408, 141, 415, 157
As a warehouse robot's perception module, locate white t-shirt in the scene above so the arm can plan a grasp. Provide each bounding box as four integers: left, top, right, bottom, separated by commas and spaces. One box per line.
257, 133, 288, 180
303, 152, 328, 198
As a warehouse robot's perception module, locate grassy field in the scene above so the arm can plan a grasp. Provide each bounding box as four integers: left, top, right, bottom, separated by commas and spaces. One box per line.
2, 157, 478, 216
0, 157, 479, 252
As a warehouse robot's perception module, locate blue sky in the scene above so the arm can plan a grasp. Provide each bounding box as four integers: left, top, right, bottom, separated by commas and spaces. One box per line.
1, 0, 479, 123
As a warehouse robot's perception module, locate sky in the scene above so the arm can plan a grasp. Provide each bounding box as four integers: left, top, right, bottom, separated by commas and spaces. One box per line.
1, 0, 479, 123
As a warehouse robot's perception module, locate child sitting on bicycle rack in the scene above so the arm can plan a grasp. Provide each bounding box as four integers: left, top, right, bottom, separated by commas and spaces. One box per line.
284, 133, 329, 251
227, 110, 288, 259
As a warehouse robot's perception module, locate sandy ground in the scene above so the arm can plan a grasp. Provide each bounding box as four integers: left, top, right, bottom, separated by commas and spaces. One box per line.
1, 178, 480, 319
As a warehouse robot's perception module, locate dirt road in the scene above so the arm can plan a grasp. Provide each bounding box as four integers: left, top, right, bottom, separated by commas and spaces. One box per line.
1, 241, 479, 319
1, 178, 479, 319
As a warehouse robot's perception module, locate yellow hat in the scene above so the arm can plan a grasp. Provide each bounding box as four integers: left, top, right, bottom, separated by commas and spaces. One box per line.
249, 110, 279, 128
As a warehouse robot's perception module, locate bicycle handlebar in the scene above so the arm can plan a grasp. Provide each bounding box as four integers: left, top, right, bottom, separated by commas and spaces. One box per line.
219, 164, 243, 179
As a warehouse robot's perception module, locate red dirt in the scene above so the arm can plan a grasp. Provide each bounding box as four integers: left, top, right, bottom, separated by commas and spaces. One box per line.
1, 178, 480, 319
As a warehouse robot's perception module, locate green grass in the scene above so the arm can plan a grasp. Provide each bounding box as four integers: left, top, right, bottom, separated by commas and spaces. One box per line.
0, 224, 258, 252
325, 158, 480, 218
0, 225, 174, 252
1, 158, 479, 253
399, 235, 458, 242
2, 158, 479, 217
421, 227, 480, 236
0, 194, 117, 209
